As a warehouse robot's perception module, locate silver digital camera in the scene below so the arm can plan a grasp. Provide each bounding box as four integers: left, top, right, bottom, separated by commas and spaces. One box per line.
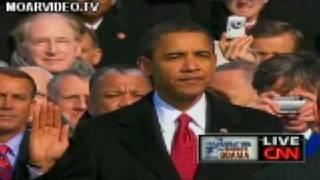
226, 15, 247, 39
274, 96, 306, 114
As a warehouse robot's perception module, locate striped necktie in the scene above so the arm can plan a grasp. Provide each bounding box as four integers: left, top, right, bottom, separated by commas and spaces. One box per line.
0, 145, 13, 180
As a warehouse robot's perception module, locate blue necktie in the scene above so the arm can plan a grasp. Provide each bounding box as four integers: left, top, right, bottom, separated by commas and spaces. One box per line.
306, 132, 320, 157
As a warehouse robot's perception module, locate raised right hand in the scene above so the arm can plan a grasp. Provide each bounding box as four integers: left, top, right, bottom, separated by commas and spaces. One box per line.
29, 101, 69, 173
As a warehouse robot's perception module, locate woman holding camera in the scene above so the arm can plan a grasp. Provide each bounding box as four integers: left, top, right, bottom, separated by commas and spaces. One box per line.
213, 0, 269, 65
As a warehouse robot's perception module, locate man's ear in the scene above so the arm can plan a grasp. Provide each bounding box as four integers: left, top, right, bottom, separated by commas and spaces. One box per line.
28, 99, 37, 123
87, 98, 97, 117
75, 43, 82, 57
137, 56, 153, 77
92, 48, 103, 66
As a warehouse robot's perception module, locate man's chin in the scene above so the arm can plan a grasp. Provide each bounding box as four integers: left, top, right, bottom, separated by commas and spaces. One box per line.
0, 125, 20, 134
177, 90, 205, 101
44, 65, 70, 73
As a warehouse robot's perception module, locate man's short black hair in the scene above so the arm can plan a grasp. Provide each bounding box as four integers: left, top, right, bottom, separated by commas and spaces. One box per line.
0, 67, 37, 98
250, 21, 305, 52
140, 20, 214, 59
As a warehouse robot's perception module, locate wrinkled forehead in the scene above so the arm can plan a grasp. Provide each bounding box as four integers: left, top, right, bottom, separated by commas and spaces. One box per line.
0, 74, 34, 95
24, 14, 78, 39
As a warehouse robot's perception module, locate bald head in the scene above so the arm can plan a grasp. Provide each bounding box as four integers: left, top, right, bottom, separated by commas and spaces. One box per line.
19, 66, 53, 99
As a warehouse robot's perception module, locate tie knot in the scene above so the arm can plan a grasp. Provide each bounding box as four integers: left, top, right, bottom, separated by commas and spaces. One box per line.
0, 145, 10, 155
177, 113, 192, 128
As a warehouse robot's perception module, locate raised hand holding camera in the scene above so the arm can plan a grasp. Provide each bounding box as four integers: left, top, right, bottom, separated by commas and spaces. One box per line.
226, 15, 246, 39
219, 16, 259, 63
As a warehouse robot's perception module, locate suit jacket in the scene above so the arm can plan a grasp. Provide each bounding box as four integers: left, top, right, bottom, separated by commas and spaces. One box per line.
41, 92, 283, 180
12, 130, 31, 180
252, 151, 320, 180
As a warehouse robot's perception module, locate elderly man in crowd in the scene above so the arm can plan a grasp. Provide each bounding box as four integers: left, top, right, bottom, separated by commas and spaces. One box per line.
11, 13, 83, 73
88, 64, 152, 116
208, 60, 258, 107
48, 69, 92, 128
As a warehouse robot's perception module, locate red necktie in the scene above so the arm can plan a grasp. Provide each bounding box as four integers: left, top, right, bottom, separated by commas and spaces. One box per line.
171, 114, 198, 180
0, 145, 13, 180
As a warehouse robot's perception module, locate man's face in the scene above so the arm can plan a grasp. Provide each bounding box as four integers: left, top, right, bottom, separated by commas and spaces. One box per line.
79, 32, 102, 66
91, 72, 152, 114
226, 0, 267, 21
144, 32, 216, 106
21, 14, 80, 73
56, 75, 89, 127
0, 74, 33, 134
252, 33, 296, 61
209, 69, 258, 106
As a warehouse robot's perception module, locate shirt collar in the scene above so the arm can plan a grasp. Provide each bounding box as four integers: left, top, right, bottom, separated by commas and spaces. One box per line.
246, 20, 257, 27
304, 128, 313, 140
153, 91, 206, 131
85, 18, 104, 31
2, 133, 24, 157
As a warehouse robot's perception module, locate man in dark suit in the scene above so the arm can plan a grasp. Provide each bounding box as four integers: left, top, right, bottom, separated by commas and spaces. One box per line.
0, 67, 38, 180
31, 21, 283, 180
252, 152, 320, 180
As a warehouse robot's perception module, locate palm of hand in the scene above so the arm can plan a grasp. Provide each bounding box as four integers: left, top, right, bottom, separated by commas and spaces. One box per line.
30, 126, 68, 164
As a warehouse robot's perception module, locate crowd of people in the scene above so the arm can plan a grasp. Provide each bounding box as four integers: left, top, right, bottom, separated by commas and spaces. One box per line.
0, 0, 320, 180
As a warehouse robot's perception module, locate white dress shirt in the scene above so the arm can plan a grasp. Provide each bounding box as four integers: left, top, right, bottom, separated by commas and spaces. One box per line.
303, 128, 313, 140
153, 92, 207, 153
214, 40, 229, 66
84, 18, 104, 31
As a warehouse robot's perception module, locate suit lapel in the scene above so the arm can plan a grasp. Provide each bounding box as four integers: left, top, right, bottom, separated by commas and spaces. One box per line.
205, 92, 243, 133
12, 130, 30, 180
119, 94, 180, 180
197, 93, 244, 179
